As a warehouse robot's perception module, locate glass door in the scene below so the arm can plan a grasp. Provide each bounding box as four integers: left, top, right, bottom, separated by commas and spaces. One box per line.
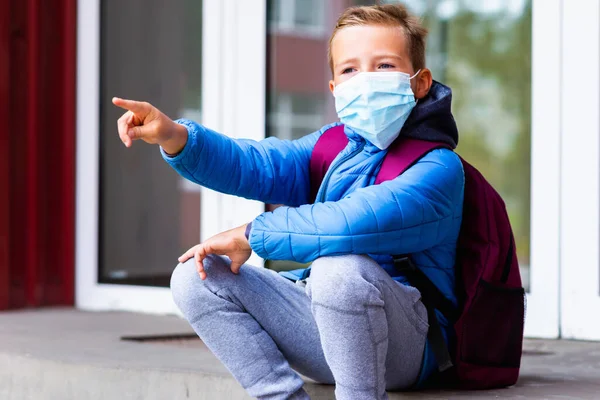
560, 0, 600, 341
98, 0, 203, 288
264, 0, 561, 338
75, 0, 265, 313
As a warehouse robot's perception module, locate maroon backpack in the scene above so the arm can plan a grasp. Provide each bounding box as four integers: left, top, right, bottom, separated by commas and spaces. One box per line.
310, 125, 525, 389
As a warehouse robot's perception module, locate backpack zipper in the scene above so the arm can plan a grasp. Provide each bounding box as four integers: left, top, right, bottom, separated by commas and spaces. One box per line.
318, 142, 366, 202
500, 233, 515, 283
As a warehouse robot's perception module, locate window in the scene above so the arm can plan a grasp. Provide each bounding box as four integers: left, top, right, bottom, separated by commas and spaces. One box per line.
268, 93, 326, 141
266, 0, 532, 287
402, 0, 533, 288
268, 0, 327, 37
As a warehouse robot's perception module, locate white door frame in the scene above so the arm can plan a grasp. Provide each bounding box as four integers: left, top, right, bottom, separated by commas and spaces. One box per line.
524, 0, 562, 339
200, 0, 267, 254
75, 0, 266, 313
560, 0, 600, 341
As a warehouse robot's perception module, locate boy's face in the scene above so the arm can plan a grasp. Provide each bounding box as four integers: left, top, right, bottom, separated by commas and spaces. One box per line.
329, 24, 431, 99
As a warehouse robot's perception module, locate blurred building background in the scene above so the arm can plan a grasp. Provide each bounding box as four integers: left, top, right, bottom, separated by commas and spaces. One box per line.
1, 0, 599, 342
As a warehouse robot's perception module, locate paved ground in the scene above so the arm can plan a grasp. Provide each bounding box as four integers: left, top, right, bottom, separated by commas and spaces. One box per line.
0, 308, 598, 399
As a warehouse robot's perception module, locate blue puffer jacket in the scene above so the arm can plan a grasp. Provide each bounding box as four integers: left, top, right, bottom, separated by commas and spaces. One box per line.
162, 81, 464, 385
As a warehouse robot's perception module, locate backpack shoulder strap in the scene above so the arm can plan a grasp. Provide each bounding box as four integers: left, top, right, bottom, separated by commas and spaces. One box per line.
309, 124, 348, 202
375, 138, 452, 185
380, 138, 455, 373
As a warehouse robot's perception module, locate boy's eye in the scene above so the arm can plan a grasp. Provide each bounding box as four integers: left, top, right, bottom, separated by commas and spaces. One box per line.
378, 63, 395, 69
341, 67, 356, 74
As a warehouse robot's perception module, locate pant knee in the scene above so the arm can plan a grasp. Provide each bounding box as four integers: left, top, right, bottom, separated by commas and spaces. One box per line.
170, 255, 232, 312
308, 255, 383, 308
311, 254, 366, 276
170, 259, 201, 311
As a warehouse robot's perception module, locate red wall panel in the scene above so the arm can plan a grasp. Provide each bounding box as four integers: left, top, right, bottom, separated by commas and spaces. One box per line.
1, 0, 76, 309
0, 0, 10, 310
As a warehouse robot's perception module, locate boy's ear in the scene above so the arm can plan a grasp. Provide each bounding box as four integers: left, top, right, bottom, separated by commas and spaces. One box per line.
413, 68, 433, 100
329, 80, 335, 94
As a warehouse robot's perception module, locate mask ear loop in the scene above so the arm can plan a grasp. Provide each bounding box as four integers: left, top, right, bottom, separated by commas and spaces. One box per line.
409, 69, 422, 80
410, 69, 422, 105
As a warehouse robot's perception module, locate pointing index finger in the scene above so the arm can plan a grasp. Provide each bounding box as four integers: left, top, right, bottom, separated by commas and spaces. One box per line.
112, 97, 149, 114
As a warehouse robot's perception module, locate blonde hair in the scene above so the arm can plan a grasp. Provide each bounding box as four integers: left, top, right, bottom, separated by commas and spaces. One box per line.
328, 4, 428, 74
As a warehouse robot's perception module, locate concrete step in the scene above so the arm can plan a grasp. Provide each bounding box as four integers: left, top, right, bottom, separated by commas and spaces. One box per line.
0, 309, 599, 399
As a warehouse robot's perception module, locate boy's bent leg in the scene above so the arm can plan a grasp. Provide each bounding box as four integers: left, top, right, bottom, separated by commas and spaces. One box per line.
170, 256, 334, 400
306, 254, 429, 400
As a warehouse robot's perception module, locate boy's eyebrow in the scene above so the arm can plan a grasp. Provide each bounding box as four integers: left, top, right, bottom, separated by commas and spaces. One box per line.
334, 54, 404, 69
371, 54, 404, 62
334, 57, 360, 68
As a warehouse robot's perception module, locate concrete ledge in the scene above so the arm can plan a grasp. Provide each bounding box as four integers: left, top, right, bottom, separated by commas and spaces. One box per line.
1, 353, 249, 400
0, 309, 599, 399
0, 309, 332, 400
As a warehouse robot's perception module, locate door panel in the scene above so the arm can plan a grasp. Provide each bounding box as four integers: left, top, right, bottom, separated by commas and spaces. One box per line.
265, 0, 560, 337
560, 0, 600, 341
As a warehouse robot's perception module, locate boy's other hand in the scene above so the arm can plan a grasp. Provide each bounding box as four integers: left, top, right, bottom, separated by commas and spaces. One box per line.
112, 97, 188, 154
178, 224, 252, 280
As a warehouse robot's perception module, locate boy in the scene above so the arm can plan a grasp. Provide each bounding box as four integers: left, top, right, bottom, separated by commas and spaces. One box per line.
113, 4, 463, 400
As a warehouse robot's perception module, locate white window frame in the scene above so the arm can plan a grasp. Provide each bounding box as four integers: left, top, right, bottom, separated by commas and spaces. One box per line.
523, 0, 562, 339
559, 0, 600, 341
75, 0, 266, 313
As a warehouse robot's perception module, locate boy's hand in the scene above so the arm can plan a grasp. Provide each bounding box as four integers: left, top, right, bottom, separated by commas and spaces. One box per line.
178, 224, 252, 280
112, 97, 188, 154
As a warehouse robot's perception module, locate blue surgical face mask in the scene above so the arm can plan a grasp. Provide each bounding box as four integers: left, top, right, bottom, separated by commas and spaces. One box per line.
333, 70, 420, 150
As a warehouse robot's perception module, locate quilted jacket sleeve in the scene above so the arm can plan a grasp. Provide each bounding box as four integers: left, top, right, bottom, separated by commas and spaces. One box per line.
248, 148, 464, 262
161, 119, 335, 206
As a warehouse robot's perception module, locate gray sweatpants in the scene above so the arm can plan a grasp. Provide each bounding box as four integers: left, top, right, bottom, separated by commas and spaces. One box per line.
170, 254, 428, 400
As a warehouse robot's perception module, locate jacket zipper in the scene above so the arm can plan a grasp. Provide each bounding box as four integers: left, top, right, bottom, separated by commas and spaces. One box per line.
318, 142, 366, 203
